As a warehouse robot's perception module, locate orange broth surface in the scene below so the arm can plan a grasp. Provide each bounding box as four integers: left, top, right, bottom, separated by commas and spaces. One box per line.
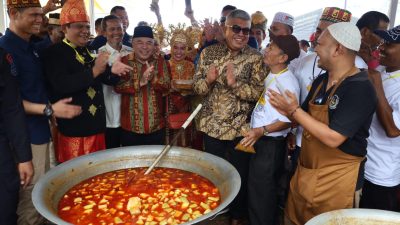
58, 168, 221, 225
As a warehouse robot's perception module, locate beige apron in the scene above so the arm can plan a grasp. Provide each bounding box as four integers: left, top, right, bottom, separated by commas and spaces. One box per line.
286, 74, 364, 225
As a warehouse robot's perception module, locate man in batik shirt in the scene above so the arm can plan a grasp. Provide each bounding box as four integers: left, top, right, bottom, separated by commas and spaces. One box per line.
193, 9, 265, 225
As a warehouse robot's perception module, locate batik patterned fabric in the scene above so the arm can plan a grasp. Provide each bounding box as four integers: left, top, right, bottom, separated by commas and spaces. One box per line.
193, 43, 266, 140
115, 53, 170, 134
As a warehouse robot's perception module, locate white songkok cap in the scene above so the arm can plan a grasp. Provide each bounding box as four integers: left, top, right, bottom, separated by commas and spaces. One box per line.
272, 12, 294, 27
327, 22, 361, 51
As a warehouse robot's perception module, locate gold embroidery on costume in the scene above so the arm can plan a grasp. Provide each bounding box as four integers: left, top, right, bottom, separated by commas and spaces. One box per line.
88, 104, 97, 116
87, 87, 96, 99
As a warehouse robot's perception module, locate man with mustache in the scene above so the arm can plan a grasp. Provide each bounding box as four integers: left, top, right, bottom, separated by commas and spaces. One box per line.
42, 0, 132, 163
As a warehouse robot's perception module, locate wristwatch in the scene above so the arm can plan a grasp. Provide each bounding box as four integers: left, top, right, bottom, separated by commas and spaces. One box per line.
263, 126, 269, 136
43, 103, 54, 117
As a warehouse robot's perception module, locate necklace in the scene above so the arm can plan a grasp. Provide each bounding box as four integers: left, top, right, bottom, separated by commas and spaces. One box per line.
63, 39, 95, 65
256, 67, 289, 108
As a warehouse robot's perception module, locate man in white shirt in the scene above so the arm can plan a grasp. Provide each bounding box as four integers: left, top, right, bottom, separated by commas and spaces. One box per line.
98, 15, 132, 148
240, 34, 300, 225
361, 26, 400, 211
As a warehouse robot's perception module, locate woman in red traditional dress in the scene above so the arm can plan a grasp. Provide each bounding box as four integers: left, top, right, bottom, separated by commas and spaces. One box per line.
167, 30, 196, 147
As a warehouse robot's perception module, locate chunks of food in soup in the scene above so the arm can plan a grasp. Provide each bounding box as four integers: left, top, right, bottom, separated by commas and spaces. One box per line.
58, 168, 221, 225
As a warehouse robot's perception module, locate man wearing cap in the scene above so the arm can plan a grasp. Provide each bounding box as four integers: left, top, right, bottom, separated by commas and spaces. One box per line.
269, 12, 307, 79
193, 9, 265, 225
250, 11, 268, 52
36, 13, 64, 51
361, 25, 400, 212
98, 15, 132, 149
270, 12, 294, 37
42, 0, 132, 163
289, 7, 367, 176
269, 22, 377, 225
240, 34, 300, 225
356, 11, 389, 71
115, 25, 170, 146
0, 0, 84, 224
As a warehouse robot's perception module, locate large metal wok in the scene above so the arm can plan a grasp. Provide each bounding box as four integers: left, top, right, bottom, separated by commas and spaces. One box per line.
32, 146, 241, 225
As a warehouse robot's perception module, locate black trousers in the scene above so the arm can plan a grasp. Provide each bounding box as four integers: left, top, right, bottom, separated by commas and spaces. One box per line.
248, 136, 287, 225
105, 127, 122, 149
0, 171, 19, 225
203, 134, 251, 220
360, 179, 400, 212
121, 129, 165, 146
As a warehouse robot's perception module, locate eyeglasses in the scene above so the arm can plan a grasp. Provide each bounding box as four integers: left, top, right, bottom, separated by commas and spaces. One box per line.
371, 39, 386, 51
226, 25, 251, 35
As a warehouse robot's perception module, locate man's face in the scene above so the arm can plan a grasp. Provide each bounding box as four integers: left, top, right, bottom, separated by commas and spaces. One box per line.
39, 15, 48, 37
224, 18, 251, 52
49, 25, 64, 43
314, 20, 333, 46
113, 9, 129, 32
359, 20, 389, 62
264, 41, 285, 66
133, 37, 155, 62
250, 28, 265, 48
378, 20, 389, 30
64, 22, 90, 47
11, 7, 43, 36
379, 41, 400, 68
269, 22, 290, 37
220, 9, 234, 27
104, 19, 124, 47
359, 30, 383, 62
172, 42, 186, 61
315, 30, 338, 70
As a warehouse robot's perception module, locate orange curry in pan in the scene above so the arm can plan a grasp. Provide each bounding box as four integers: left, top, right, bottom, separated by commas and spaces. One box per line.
58, 168, 221, 225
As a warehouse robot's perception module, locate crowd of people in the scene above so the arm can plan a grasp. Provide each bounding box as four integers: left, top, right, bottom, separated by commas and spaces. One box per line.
0, 0, 399, 225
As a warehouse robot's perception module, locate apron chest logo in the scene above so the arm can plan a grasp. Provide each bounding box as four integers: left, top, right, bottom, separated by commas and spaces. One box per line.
329, 95, 340, 109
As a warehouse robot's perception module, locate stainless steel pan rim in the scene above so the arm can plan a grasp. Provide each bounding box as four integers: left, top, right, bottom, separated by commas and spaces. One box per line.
32, 145, 241, 225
